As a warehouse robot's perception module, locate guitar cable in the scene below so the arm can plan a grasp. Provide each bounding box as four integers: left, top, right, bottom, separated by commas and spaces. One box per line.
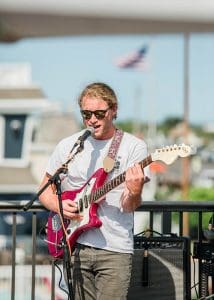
57, 200, 73, 257
54, 259, 70, 299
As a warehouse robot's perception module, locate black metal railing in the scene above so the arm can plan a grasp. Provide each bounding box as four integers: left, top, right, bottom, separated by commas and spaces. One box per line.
0, 200, 213, 300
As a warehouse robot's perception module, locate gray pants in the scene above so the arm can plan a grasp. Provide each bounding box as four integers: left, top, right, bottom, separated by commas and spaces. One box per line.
68, 244, 132, 300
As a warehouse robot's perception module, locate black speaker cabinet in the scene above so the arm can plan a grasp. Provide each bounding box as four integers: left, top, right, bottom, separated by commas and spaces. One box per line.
128, 236, 191, 300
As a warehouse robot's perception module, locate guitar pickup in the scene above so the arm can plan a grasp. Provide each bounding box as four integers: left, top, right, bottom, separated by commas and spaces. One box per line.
84, 195, 88, 208
78, 198, 83, 212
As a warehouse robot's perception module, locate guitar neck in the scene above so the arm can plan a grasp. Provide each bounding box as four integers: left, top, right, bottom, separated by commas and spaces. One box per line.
92, 155, 152, 203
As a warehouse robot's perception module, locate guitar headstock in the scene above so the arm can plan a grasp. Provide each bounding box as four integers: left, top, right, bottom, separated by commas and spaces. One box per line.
151, 144, 196, 165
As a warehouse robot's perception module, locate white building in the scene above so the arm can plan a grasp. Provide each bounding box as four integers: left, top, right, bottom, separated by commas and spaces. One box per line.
0, 63, 79, 200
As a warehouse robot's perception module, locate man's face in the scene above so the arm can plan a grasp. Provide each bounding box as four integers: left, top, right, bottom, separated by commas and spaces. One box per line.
80, 96, 117, 140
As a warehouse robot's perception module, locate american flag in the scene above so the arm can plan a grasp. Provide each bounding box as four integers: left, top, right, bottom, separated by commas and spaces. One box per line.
115, 45, 149, 70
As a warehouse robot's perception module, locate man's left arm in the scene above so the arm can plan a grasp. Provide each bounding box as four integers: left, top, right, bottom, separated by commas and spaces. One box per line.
120, 163, 145, 212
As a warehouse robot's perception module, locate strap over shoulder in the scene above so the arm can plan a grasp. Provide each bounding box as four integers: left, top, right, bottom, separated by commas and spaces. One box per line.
103, 129, 124, 173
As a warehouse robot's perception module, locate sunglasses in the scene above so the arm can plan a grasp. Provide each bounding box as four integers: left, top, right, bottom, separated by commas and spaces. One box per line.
80, 108, 109, 120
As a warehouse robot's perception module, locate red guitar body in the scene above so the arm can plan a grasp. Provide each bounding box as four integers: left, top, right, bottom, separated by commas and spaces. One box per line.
47, 168, 108, 258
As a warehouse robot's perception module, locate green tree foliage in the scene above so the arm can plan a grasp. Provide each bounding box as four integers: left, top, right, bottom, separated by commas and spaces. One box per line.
189, 187, 214, 201
188, 187, 214, 235
158, 116, 183, 134
115, 120, 134, 133
115, 120, 147, 133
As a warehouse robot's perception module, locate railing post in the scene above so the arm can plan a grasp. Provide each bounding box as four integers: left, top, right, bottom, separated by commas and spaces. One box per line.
161, 211, 171, 234
198, 211, 203, 298
11, 213, 16, 300
31, 212, 37, 300
51, 259, 56, 300
179, 212, 183, 236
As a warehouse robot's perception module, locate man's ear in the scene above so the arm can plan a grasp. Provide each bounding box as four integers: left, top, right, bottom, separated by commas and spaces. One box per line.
112, 104, 118, 119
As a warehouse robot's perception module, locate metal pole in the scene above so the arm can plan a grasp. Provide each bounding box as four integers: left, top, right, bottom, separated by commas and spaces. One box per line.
133, 85, 142, 135
182, 33, 190, 236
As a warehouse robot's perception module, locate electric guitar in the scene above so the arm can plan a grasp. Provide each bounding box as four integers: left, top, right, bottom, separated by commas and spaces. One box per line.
46, 144, 195, 258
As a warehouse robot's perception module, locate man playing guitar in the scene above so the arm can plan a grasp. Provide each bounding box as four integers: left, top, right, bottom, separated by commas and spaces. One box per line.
39, 82, 149, 300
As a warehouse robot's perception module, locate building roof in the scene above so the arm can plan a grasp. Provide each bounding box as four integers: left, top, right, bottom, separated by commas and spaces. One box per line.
35, 111, 79, 145
1, 0, 214, 42
0, 166, 38, 193
0, 87, 45, 99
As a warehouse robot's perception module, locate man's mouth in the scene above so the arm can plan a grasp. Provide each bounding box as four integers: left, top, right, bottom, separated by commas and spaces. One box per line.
93, 125, 101, 131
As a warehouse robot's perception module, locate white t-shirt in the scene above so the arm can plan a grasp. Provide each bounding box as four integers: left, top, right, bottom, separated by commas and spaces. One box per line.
46, 130, 149, 253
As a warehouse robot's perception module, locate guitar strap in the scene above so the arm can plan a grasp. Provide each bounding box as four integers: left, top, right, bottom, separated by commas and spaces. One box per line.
103, 128, 124, 173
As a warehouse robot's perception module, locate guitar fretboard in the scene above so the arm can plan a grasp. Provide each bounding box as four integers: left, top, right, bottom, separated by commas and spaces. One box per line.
90, 154, 152, 203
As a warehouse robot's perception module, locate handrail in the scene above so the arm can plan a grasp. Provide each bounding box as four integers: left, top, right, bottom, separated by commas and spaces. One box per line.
137, 200, 214, 212
0, 200, 213, 211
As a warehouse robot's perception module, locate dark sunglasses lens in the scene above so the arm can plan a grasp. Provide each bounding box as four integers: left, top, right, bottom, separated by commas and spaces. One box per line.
82, 111, 92, 119
94, 111, 106, 119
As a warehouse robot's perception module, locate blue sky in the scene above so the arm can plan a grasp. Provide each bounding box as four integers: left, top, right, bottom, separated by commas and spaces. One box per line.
0, 33, 214, 125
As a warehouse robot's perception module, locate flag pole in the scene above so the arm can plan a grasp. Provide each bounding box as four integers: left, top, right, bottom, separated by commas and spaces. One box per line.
182, 33, 190, 236
133, 85, 142, 136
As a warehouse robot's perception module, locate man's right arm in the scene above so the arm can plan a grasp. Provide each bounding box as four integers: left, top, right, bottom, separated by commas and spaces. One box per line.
39, 173, 59, 213
39, 173, 81, 220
